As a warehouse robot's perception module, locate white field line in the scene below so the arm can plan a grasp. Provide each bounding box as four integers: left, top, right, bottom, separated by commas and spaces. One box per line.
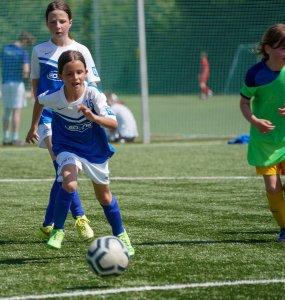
0, 176, 263, 183
1, 279, 285, 300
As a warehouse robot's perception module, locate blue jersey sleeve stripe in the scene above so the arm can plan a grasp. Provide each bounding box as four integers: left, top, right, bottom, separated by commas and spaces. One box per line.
38, 57, 58, 65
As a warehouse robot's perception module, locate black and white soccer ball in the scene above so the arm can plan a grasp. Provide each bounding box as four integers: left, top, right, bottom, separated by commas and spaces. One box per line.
87, 236, 130, 276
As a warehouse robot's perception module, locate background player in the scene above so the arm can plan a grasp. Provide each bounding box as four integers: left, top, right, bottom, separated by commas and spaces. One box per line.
105, 91, 138, 143
1, 32, 35, 145
198, 51, 213, 99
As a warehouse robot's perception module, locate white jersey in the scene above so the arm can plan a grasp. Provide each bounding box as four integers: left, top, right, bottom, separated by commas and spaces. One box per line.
111, 103, 138, 138
31, 39, 100, 95
31, 39, 100, 124
38, 83, 116, 164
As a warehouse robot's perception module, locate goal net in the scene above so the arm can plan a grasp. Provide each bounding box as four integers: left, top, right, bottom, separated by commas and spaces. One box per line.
0, 0, 285, 141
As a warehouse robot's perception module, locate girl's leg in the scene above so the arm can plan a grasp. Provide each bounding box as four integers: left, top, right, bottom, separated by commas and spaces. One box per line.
47, 164, 78, 249
11, 107, 21, 142
42, 135, 84, 226
263, 174, 285, 229
92, 182, 134, 255
92, 183, 124, 235
3, 107, 12, 144
54, 163, 79, 229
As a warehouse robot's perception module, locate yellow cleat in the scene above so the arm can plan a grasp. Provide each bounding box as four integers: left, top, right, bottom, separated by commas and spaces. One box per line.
75, 215, 94, 241
39, 224, 54, 239
117, 230, 135, 256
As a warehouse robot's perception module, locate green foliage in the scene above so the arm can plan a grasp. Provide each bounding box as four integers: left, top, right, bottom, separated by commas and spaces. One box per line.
2, 0, 285, 94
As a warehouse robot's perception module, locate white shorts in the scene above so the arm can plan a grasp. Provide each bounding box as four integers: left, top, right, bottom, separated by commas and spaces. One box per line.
56, 151, 110, 185
2, 82, 26, 109
37, 123, 52, 149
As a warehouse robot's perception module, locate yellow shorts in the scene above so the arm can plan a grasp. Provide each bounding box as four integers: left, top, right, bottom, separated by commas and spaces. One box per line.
256, 162, 285, 175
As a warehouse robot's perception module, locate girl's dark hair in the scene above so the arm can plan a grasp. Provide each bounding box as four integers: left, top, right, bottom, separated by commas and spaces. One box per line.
18, 32, 35, 46
45, 0, 72, 22
256, 23, 285, 59
58, 50, 86, 74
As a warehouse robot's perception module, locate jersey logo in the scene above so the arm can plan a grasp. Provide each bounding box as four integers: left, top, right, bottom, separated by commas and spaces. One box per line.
65, 122, 92, 132
44, 50, 53, 55
92, 67, 99, 77
106, 107, 115, 116
47, 71, 61, 81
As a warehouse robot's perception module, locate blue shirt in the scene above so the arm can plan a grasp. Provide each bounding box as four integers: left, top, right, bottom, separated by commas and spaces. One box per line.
241, 60, 280, 99
1, 44, 29, 83
38, 83, 116, 163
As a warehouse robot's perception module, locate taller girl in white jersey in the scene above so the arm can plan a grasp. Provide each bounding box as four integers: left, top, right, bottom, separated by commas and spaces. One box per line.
29, 0, 99, 241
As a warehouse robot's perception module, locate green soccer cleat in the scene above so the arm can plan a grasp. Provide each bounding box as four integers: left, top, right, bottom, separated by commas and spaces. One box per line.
39, 224, 54, 239
117, 230, 135, 256
47, 229, 64, 249
75, 215, 94, 241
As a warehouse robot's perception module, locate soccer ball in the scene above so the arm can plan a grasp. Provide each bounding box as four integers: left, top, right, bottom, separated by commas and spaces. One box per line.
87, 236, 130, 276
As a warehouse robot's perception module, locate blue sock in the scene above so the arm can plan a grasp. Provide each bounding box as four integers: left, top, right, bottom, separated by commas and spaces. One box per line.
53, 160, 59, 178
43, 179, 61, 226
53, 187, 75, 230
70, 190, 84, 218
43, 160, 61, 226
101, 195, 124, 236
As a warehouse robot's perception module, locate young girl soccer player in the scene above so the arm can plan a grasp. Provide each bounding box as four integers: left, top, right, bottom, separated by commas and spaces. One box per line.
26, 50, 135, 255
240, 23, 285, 242
29, 0, 100, 241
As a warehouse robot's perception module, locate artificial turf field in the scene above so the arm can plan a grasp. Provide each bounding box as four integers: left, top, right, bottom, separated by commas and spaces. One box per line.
1, 141, 285, 300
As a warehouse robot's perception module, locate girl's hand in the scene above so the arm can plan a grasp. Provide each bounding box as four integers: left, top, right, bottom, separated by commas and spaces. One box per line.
278, 105, 285, 116
77, 104, 94, 121
25, 128, 39, 144
253, 119, 275, 134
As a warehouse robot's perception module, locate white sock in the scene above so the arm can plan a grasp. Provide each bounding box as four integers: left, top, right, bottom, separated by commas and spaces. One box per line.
4, 131, 10, 140
12, 132, 19, 141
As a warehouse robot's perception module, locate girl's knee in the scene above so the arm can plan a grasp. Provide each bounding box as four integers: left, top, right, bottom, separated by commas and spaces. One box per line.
266, 186, 282, 195
62, 181, 77, 193
96, 192, 112, 206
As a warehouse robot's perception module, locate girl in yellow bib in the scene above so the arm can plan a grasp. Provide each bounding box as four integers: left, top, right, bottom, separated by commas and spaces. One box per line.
240, 23, 285, 241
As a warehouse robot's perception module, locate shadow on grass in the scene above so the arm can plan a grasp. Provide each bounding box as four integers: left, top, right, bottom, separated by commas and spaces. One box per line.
137, 230, 278, 246
65, 286, 112, 291
0, 240, 46, 245
0, 256, 79, 265
0, 239, 79, 245
222, 230, 278, 235
137, 239, 273, 246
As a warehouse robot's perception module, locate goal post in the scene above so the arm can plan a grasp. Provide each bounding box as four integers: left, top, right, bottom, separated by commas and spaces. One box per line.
223, 43, 257, 95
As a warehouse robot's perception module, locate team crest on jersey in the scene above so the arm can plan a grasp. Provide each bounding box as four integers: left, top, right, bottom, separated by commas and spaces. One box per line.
47, 71, 61, 81
106, 107, 115, 116
65, 122, 92, 132
92, 67, 99, 77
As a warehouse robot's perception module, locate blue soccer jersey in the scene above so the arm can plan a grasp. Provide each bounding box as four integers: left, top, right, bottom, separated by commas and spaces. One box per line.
38, 83, 116, 163
1, 44, 29, 83
30, 40, 100, 124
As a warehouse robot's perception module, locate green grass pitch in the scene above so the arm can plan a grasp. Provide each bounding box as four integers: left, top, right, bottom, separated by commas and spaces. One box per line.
0, 94, 249, 143
1, 141, 285, 299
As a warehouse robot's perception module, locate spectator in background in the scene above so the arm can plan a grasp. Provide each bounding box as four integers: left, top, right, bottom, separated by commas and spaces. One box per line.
105, 91, 138, 143
1, 32, 35, 145
198, 51, 213, 100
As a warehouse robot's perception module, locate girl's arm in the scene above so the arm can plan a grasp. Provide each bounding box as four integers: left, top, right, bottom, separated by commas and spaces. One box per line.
240, 96, 275, 134
31, 79, 39, 100
77, 104, 117, 129
25, 98, 44, 144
